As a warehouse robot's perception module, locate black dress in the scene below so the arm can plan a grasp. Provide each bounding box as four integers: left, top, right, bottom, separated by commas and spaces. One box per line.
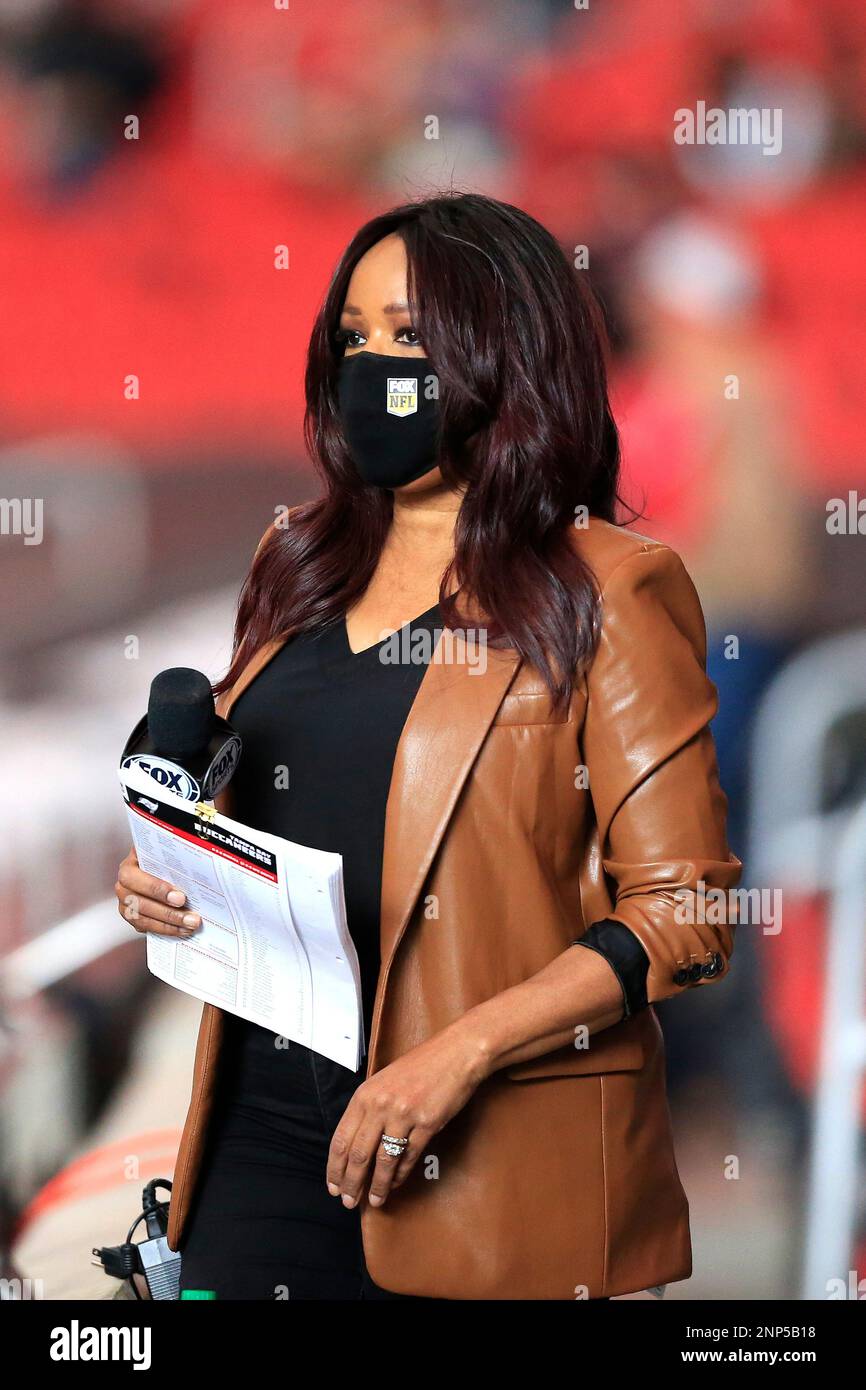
177, 602, 444, 1301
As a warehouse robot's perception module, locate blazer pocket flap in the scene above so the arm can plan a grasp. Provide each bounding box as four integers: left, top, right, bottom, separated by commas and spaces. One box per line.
504, 1024, 645, 1080
492, 687, 572, 726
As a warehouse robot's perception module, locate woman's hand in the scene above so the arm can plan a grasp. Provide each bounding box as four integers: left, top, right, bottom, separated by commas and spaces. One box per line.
325, 946, 633, 1213
114, 847, 202, 937
326, 1021, 492, 1210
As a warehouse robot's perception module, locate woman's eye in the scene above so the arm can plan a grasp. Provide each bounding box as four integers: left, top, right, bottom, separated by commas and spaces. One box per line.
396, 326, 422, 347
335, 328, 365, 348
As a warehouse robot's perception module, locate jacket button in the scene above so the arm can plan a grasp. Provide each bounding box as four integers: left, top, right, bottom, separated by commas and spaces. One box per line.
688, 962, 704, 982
673, 968, 690, 985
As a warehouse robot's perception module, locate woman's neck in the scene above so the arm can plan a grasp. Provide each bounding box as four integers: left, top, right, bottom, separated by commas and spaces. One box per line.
387, 482, 463, 568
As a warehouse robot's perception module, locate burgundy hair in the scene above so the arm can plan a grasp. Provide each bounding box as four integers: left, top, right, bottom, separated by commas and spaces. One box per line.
215, 192, 627, 708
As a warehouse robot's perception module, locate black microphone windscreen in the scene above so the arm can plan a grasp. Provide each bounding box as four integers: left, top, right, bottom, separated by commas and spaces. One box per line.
147, 668, 215, 762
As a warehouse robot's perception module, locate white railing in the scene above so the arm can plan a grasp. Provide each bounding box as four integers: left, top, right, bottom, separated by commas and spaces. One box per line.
802, 799, 866, 1298
747, 628, 866, 1299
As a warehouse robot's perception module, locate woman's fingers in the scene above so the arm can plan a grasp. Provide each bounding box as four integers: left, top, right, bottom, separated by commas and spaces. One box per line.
114, 848, 201, 936
327, 1091, 426, 1209
367, 1130, 425, 1207
327, 1106, 379, 1207
118, 851, 187, 907
117, 888, 201, 936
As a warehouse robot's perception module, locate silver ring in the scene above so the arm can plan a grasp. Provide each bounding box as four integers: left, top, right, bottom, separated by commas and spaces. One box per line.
381, 1133, 409, 1157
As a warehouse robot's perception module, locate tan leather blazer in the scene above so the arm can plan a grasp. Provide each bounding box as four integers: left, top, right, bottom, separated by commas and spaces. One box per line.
165, 516, 741, 1299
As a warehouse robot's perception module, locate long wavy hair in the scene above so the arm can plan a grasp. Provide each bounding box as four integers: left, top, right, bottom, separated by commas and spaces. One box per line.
215, 192, 627, 708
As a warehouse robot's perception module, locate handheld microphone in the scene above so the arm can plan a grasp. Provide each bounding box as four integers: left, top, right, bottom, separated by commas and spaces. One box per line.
120, 667, 242, 803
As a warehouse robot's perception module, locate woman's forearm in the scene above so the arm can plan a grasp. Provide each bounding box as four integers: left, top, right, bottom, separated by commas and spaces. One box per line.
449, 944, 628, 1083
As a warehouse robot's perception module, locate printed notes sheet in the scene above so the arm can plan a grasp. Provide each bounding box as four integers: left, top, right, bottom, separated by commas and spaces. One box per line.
119, 763, 364, 1070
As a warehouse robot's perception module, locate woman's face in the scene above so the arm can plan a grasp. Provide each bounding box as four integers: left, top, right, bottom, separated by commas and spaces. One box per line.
338, 233, 449, 498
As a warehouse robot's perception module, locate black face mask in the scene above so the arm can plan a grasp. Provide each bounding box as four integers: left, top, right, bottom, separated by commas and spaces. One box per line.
337, 351, 442, 488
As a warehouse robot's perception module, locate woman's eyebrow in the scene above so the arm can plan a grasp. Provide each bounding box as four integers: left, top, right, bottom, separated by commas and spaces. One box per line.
341, 301, 410, 317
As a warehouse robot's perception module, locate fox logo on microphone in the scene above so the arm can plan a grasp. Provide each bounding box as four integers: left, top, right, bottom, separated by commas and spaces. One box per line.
121, 753, 200, 802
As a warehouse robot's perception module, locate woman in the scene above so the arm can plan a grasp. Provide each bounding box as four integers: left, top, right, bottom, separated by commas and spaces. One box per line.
115, 192, 740, 1301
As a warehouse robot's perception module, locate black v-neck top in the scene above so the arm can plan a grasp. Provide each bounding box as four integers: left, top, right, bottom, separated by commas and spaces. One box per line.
228, 603, 444, 1045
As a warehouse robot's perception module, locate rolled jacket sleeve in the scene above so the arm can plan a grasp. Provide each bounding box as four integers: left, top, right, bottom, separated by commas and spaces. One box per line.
577, 543, 742, 1007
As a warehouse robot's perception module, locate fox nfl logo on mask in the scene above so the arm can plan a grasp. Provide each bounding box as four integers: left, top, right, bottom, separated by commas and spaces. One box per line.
386, 377, 418, 417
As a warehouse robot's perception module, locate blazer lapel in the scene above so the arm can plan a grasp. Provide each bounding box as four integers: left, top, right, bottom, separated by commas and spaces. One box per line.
368, 628, 522, 1069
